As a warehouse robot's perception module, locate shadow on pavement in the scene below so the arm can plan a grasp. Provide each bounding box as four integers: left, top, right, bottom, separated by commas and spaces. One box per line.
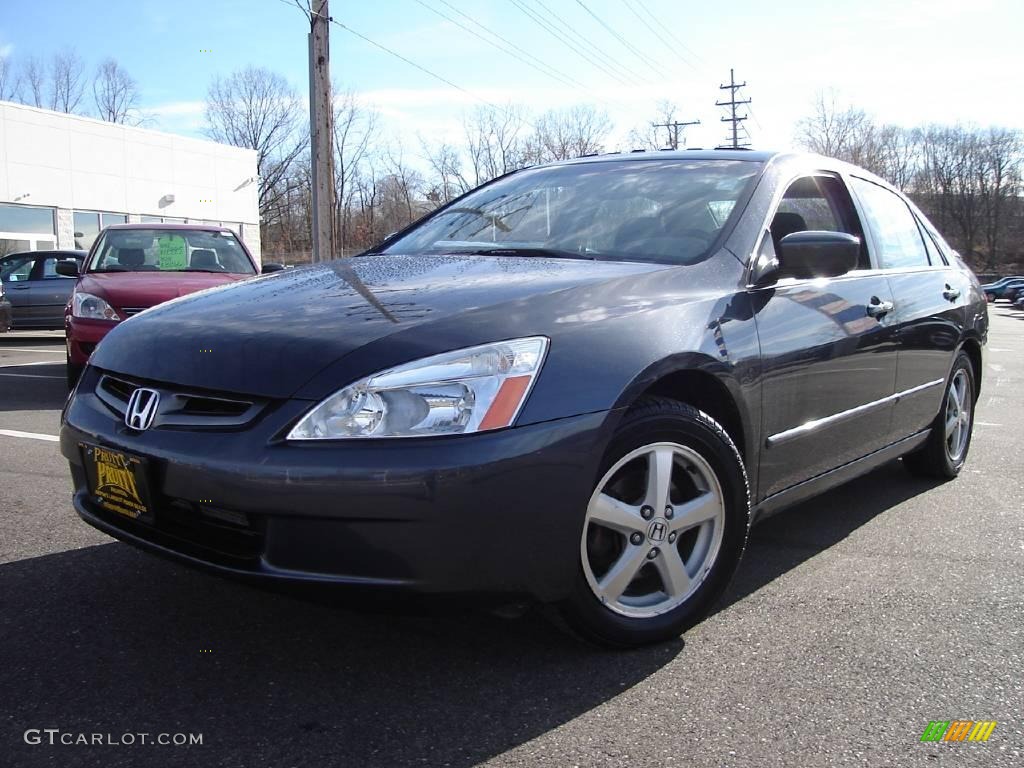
0, 459, 940, 767
0, 362, 67, 413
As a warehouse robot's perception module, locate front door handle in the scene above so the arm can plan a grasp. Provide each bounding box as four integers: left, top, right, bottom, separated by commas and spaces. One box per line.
866, 297, 894, 318
10, 284, 30, 290
943, 285, 961, 301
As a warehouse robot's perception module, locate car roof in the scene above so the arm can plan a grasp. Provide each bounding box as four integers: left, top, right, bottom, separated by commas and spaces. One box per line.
103, 223, 233, 232
543, 148, 785, 166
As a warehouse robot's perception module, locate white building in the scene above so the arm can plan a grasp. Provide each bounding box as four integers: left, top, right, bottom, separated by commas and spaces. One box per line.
0, 101, 261, 262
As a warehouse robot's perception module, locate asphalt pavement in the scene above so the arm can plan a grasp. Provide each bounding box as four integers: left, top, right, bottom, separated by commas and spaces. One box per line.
0, 314, 1021, 768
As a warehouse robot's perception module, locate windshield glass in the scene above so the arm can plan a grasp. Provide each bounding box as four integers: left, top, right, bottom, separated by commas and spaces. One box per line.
87, 229, 255, 275
382, 159, 762, 264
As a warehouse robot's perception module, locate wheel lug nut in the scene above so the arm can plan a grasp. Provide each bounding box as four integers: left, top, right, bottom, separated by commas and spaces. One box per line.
668, 532, 677, 544
664, 506, 674, 519
640, 506, 654, 520
630, 532, 644, 545
647, 548, 659, 559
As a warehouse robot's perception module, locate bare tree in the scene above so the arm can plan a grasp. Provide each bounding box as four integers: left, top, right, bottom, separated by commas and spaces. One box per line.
93, 58, 140, 123
422, 140, 471, 205
795, 90, 878, 165
0, 54, 19, 101
332, 88, 377, 251
49, 48, 87, 113
20, 55, 45, 108
628, 100, 684, 151
463, 105, 528, 186
203, 66, 308, 221
527, 104, 611, 163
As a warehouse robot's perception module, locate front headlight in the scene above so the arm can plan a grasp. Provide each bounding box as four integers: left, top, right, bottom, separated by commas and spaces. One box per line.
288, 337, 549, 440
72, 292, 120, 321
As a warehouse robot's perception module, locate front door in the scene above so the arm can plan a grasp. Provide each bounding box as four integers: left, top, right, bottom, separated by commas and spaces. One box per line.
752, 173, 900, 500
33, 254, 79, 328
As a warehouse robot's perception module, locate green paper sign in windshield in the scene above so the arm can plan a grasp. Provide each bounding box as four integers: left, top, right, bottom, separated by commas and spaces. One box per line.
157, 236, 188, 270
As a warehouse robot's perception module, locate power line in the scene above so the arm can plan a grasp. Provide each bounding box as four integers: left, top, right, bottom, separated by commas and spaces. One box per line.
574, 0, 664, 78
414, 0, 583, 91
620, 0, 700, 75
511, 0, 640, 86
716, 68, 752, 149
634, 0, 707, 70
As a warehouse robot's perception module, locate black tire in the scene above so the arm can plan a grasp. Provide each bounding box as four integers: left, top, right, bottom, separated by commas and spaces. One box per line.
66, 354, 84, 389
903, 351, 975, 479
559, 397, 750, 648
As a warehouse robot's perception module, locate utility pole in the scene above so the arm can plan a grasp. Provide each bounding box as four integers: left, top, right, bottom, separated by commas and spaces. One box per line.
308, 0, 336, 262
651, 118, 701, 150
716, 68, 751, 149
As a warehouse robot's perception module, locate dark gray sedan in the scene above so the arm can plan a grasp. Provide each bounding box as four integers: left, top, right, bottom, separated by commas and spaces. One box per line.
0, 250, 87, 330
60, 150, 986, 647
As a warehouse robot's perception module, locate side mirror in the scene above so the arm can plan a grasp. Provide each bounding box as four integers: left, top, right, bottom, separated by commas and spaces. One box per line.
778, 231, 860, 279
261, 262, 285, 274
55, 260, 80, 277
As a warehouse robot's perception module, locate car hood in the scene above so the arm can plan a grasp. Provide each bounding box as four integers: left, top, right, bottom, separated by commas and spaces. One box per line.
78, 271, 250, 311
89, 254, 672, 399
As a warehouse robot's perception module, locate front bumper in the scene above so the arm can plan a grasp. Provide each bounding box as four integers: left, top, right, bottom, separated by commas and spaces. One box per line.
61, 367, 615, 602
66, 317, 118, 364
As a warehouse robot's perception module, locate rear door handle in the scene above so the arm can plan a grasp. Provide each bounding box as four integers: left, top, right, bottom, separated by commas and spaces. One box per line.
943, 285, 961, 301
866, 297, 894, 318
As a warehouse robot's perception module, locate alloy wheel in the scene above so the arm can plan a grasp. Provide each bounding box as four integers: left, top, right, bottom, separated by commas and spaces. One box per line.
581, 442, 725, 618
944, 369, 971, 462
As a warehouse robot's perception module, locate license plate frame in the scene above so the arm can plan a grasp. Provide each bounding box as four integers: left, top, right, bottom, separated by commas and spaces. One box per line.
80, 443, 155, 523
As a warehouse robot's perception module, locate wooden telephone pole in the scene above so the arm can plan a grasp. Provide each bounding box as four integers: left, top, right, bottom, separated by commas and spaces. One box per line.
308, 0, 336, 262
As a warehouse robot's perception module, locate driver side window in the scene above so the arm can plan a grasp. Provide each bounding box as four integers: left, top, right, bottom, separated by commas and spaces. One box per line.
769, 175, 869, 270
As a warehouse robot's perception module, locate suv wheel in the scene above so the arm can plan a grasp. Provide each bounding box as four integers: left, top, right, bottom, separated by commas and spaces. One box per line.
560, 398, 749, 647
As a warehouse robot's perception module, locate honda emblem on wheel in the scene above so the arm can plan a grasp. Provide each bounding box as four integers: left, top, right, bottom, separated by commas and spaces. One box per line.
125, 388, 160, 431
648, 519, 667, 542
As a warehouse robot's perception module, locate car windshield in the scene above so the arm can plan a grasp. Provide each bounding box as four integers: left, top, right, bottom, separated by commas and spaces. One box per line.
382, 159, 763, 265
87, 229, 255, 275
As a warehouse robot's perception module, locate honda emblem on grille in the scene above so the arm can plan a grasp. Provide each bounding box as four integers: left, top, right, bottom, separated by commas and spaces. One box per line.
125, 388, 160, 431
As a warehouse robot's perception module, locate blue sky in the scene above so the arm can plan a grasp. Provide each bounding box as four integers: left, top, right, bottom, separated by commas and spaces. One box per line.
1, 0, 1020, 151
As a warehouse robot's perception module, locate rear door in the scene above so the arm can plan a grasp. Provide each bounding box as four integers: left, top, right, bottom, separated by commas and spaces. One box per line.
752, 173, 900, 499
32, 253, 80, 328
848, 177, 965, 438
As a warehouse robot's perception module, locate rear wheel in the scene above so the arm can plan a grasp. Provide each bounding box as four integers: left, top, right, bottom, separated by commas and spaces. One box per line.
560, 398, 749, 647
903, 352, 975, 479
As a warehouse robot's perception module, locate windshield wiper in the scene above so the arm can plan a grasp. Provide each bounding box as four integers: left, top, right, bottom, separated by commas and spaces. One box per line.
444, 247, 599, 261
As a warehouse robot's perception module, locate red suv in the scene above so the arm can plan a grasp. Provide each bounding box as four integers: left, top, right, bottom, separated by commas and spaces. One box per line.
60, 224, 277, 386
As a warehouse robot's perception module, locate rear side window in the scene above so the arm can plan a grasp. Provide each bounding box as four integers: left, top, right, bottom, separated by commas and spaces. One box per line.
850, 178, 930, 269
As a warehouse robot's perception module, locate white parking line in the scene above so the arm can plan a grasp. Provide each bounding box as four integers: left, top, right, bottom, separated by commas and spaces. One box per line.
0, 347, 66, 354
0, 360, 64, 368
0, 373, 64, 379
0, 428, 59, 442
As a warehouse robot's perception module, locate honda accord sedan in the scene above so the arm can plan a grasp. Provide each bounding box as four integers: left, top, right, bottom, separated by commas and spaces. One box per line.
60, 150, 987, 647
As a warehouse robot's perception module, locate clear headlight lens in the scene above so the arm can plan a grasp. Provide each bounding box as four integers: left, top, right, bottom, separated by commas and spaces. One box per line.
288, 337, 549, 440
72, 292, 120, 321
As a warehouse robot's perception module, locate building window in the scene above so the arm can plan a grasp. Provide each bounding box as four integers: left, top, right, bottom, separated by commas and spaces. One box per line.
0, 203, 57, 255
74, 210, 128, 250
141, 215, 186, 224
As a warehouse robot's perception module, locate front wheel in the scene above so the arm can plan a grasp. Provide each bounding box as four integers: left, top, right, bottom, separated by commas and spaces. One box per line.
560, 398, 750, 647
903, 352, 975, 479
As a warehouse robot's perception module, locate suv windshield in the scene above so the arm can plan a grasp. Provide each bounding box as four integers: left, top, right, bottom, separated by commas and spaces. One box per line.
87, 228, 255, 275
382, 159, 762, 265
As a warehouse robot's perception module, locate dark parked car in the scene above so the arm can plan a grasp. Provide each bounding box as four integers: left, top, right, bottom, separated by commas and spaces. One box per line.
0, 249, 86, 330
60, 150, 987, 647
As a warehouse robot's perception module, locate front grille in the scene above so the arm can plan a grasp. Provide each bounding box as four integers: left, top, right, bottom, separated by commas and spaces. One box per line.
95, 372, 266, 429
90, 495, 264, 563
